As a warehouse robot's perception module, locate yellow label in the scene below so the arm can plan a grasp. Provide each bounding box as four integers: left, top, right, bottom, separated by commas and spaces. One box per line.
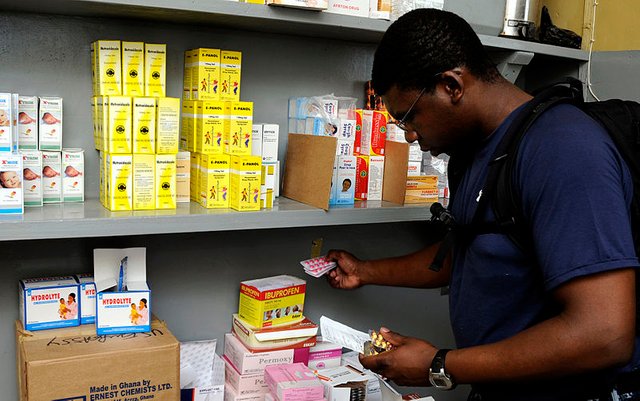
133, 154, 155, 210
225, 101, 253, 156
199, 154, 230, 209
155, 154, 176, 209
190, 152, 200, 201
182, 49, 195, 100
192, 48, 221, 100
184, 100, 198, 153
122, 41, 145, 96
132, 97, 156, 154
261, 163, 276, 209
156, 97, 180, 154
99, 151, 106, 207
91, 96, 99, 151
230, 155, 261, 211
96, 40, 122, 96
91, 42, 97, 96
107, 96, 132, 154
197, 101, 226, 155
220, 50, 241, 101
107, 154, 132, 211
98, 96, 108, 152
180, 100, 192, 152
144, 43, 166, 97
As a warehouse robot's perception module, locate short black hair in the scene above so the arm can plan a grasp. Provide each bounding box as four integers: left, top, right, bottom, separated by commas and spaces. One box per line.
372, 9, 499, 96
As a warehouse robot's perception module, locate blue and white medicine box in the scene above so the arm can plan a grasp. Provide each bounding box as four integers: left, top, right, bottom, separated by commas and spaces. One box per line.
0, 152, 24, 215
74, 273, 96, 325
19, 276, 80, 331
94, 247, 151, 335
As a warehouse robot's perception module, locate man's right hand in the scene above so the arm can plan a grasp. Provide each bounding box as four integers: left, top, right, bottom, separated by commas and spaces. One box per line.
326, 250, 366, 290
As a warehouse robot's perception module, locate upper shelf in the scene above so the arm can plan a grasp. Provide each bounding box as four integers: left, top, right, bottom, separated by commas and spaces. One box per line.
0, 198, 431, 241
4, 0, 588, 59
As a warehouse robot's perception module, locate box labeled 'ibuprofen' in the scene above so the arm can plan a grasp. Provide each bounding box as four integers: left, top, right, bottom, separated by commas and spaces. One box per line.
238, 275, 305, 327
19, 276, 80, 331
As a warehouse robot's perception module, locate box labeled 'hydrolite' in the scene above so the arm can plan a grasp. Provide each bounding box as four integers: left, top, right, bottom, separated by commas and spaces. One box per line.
19, 276, 79, 331
75, 273, 96, 325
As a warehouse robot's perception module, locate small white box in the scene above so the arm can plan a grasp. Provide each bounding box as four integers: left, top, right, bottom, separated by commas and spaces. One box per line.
18, 95, 39, 151
316, 365, 369, 401
0, 152, 24, 214
21, 150, 43, 207
19, 276, 80, 331
330, 156, 356, 205
408, 142, 423, 162
261, 124, 279, 163
94, 247, 150, 335
224, 385, 264, 401
62, 148, 84, 202
337, 119, 356, 140
181, 340, 225, 401
407, 161, 421, 177
307, 340, 342, 370
251, 124, 263, 158
39, 97, 63, 151
336, 139, 355, 156
42, 151, 62, 203
74, 273, 96, 325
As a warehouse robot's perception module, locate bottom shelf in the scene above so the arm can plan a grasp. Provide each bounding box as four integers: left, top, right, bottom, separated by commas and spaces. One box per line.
0, 197, 433, 241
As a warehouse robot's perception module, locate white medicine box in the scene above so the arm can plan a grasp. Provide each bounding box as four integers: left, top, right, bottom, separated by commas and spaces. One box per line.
94, 247, 151, 335
19, 276, 80, 331
74, 273, 96, 325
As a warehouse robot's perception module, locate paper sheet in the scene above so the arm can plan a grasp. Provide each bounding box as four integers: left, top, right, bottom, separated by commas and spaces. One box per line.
319, 315, 370, 354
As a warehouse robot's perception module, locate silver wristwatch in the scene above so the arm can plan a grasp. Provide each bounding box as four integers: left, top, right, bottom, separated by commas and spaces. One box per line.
429, 349, 456, 390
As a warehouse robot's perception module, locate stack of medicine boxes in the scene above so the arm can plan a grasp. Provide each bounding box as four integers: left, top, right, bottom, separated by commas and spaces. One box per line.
91, 40, 183, 211
181, 48, 263, 212
223, 275, 325, 401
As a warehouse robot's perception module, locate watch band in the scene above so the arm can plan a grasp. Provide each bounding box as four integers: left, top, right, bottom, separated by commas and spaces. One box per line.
431, 348, 451, 372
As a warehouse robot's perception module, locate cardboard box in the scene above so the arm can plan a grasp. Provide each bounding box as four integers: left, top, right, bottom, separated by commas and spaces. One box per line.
225, 384, 265, 401
17, 317, 179, 401
238, 275, 305, 328
74, 273, 96, 325
94, 247, 151, 335
316, 365, 369, 401
405, 175, 438, 204
19, 276, 79, 331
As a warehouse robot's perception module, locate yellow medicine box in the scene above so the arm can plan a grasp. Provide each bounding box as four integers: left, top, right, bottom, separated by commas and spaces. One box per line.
192, 48, 221, 100
182, 49, 195, 100
220, 50, 242, 101
199, 154, 230, 209
133, 154, 155, 210
94, 40, 122, 96
181, 100, 194, 152
106, 153, 133, 211
132, 97, 156, 154
405, 175, 438, 204
156, 97, 180, 154
238, 275, 306, 328
190, 152, 201, 202
122, 41, 144, 96
197, 100, 226, 155
156, 154, 177, 209
144, 43, 167, 97
107, 96, 132, 154
225, 101, 253, 156
229, 155, 261, 212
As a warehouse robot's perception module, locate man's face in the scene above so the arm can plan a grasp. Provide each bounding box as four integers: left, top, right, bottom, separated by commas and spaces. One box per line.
383, 83, 466, 156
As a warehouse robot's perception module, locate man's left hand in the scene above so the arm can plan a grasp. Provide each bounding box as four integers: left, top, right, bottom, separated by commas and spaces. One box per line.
359, 328, 437, 386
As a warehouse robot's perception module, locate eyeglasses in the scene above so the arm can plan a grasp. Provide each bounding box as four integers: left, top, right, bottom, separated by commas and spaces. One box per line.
394, 87, 427, 132
393, 72, 444, 132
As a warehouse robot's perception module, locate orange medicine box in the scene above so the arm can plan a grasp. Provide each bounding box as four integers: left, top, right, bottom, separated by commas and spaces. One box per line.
238, 275, 306, 328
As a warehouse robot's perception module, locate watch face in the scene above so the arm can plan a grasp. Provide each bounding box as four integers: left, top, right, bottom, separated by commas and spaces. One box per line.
429, 372, 454, 390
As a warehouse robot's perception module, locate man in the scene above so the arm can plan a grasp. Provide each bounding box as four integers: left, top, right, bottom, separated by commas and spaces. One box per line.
327, 8, 639, 401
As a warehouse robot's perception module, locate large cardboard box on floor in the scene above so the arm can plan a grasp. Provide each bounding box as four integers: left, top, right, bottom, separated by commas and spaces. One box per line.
16, 317, 179, 401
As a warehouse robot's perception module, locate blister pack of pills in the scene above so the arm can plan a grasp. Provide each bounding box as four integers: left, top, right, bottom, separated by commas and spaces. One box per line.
363, 329, 394, 356
300, 256, 336, 278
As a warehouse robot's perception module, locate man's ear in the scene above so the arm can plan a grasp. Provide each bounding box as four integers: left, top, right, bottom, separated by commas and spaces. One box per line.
440, 69, 464, 104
